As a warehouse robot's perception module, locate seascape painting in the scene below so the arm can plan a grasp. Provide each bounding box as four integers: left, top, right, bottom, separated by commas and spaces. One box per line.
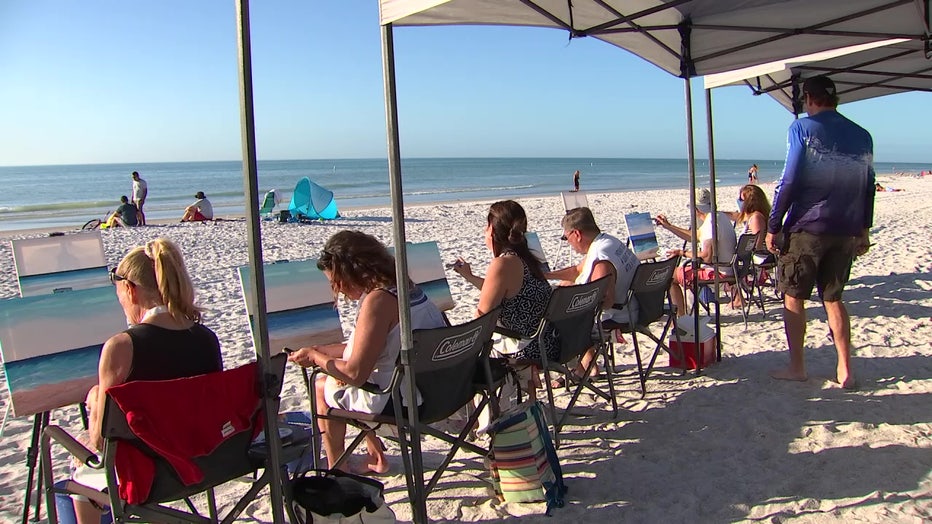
238, 259, 344, 352
0, 286, 126, 417
12, 231, 108, 296
392, 241, 455, 312
625, 212, 660, 261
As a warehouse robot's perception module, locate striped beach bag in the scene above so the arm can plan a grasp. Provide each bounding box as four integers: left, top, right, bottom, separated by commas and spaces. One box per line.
489, 401, 567, 514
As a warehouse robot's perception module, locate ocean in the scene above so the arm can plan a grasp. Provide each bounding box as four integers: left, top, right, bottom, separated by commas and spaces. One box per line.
0, 157, 925, 232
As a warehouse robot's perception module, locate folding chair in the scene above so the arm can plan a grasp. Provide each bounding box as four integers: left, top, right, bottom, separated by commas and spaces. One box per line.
695, 233, 759, 328
259, 190, 277, 216
560, 191, 588, 212
508, 276, 613, 448
308, 308, 500, 505
41, 354, 309, 524
602, 257, 684, 396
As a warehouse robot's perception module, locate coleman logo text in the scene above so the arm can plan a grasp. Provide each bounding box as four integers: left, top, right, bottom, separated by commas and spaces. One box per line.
433, 327, 482, 361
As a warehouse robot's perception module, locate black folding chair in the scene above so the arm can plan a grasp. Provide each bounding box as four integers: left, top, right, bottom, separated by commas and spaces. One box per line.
695, 233, 760, 328
308, 308, 500, 506
41, 354, 309, 524
603, 257, 684, 397
508, 276, 613, 448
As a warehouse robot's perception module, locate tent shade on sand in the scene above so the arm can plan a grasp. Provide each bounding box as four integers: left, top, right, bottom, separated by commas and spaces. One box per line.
288, 177, 340, 220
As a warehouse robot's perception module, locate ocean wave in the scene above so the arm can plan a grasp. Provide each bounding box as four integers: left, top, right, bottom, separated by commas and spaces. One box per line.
0, 200, 115, 214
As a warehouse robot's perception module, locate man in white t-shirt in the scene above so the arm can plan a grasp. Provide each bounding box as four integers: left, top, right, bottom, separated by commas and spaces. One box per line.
655, 188, 737, 316
131, 171, 148, 225
181, 191, 214, 222
546, 207, 640, 379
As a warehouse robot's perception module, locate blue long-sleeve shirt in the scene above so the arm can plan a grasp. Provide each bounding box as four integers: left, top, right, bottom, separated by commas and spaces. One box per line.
769, 110, 875, 236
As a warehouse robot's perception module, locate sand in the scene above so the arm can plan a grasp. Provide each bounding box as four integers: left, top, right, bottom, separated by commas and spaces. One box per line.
0, 176, 929, 523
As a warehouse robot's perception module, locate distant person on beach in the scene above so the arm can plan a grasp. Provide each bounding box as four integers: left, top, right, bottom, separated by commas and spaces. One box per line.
572, 170, 581, 192
748, 164, 759, 184
452, 200, 554, 398
655, 188, 737, 317
71, 238, 221, 523
131, 171, 147, 225
766, 75, 874, 389
875, 182, 903, 192
103, 195, 138, 228
181, 191, 213, 222
545, 206, 639, 385
287, 231, 446, 474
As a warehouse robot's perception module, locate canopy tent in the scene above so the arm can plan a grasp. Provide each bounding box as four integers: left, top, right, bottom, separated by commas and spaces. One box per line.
373, 2, 931, 522
704, 38, 932, 113
380, 0, 930, 77
289, 177, 340, 220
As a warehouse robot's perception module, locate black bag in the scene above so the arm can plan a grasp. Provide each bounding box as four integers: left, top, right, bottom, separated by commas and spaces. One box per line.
279, 210, 291, 223
291, 469, 395, 523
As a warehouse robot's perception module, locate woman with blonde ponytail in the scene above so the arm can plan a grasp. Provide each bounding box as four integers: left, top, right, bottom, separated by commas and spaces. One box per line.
71, 238, 221, 524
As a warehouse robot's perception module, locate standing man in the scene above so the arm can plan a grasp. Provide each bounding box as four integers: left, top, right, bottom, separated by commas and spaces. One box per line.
766, 76, 874, 389
546, 207, 639, 380
131, 171, 148, 225
572, 170, 581, 192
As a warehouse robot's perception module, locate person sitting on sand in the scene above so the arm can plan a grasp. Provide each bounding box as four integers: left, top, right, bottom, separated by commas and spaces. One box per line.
71, 238, 222, 524
287, 231, 446, 475
452, 200, 554, 399
181, 191, 214, 222
103, 195, 139, 228
655, 188, 737, 316
875, 182, 904, 192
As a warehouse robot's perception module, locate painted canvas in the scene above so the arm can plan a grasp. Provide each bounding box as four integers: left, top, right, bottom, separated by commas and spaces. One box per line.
390, 241, 455, 312
12, 231, 108, 297
525, 232, 552, 274
625, 212, 660, 261
0, 286, 126, 417
238, 260, 343, 353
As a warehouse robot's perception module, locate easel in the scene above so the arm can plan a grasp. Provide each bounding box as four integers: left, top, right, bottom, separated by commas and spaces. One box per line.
6, 232, 111, 522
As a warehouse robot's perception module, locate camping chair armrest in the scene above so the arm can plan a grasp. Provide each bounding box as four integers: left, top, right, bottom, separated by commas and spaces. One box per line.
309, 366, 387, 395
61, 480, 111, 509
43, 425, 102, 468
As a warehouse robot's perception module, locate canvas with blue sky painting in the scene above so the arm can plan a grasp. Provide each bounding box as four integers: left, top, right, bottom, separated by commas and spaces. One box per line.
389, 241, 455, 312
0, 286, 125, 417
12, 231, 108, 297
238, 259, 344, 353
625, 212, 661, 261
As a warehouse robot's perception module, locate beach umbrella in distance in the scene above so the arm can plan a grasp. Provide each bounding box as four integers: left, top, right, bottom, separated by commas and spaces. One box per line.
232, 0, 286, 522
376, 1, 931, 396
704, 38, 932, 116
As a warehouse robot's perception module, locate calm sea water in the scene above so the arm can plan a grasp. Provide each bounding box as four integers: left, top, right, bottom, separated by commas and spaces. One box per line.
0, 157, 925, 231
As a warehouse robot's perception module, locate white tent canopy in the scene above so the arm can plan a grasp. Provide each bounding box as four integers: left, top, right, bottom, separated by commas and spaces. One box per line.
379, 0, 930, 77
705, 38, 932, 112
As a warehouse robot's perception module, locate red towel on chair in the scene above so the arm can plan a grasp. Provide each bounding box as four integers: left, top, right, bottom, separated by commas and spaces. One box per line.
107, 362, 263, 504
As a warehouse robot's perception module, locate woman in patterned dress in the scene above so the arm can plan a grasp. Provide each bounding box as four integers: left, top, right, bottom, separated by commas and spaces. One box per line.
452, 200, 554, 397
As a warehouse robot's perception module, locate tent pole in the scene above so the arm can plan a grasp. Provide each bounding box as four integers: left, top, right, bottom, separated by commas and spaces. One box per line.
791, 74, 801, 119
705, 87, 723, 361
233, 1, 285, 522
684, 77, 702, 373
679, 21, 701, 372
381, 23, 428, 524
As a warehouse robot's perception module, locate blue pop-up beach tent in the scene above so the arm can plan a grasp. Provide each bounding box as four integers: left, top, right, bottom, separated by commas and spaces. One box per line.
288, 177, 339, 220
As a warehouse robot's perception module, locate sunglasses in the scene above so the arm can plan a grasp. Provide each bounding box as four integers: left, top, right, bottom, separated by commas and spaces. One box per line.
109, 267, 133, 286
560, 230, 575, 241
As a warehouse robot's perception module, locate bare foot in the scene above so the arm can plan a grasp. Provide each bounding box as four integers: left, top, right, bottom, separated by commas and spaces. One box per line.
351, 455, 390, 475
838, 374, 858, 390
769, 367, 808, 382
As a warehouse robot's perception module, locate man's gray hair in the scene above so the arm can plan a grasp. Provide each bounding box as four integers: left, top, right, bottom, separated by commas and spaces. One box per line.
562, 207, 601, 235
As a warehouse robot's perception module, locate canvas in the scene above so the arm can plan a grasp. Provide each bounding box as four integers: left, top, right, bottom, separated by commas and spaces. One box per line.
11, 231, 108, 297
389, 241, 455, 312
525, 232, 551, 274
624, 212, 660, 262
561, 191, 588, 212
0, 286, 126, 417
238, 260, 344, 353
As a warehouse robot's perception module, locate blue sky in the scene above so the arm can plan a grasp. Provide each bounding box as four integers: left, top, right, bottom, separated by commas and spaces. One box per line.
1, 1, 929, 167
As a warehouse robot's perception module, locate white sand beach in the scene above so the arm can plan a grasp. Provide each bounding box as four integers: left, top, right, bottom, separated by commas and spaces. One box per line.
1, 176, 930, 523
